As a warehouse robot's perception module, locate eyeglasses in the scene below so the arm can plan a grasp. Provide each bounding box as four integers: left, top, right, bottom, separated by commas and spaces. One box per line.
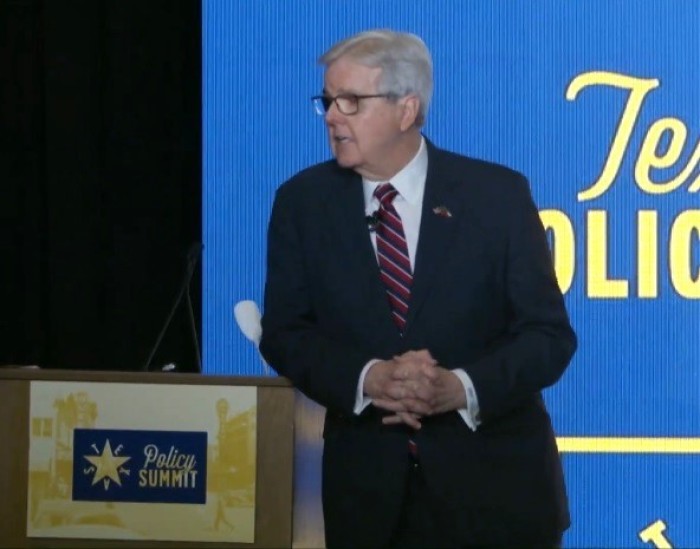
311, 93, 395, 116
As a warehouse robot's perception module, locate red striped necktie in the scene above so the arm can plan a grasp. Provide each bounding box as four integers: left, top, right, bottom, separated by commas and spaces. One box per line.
374, 183, 413, 334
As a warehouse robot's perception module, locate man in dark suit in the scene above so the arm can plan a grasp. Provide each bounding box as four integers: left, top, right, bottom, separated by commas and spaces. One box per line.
260, 29, 576, 548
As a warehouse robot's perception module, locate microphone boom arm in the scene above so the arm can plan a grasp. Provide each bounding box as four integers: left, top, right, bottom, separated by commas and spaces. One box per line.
142, 243, 202, 372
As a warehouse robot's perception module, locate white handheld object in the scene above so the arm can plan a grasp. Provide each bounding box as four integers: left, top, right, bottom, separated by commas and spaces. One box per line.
233, 300, 263, 346
233, 300, 269, 375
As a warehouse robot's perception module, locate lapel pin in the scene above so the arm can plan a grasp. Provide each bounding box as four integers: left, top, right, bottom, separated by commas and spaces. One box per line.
432, 206, 452, 218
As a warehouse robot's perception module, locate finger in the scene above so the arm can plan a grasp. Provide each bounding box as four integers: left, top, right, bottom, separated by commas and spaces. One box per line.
412, 349, 436, 364
392, 364, 434, 384
398, 412, 422, 430
398, 397, 433, 416
384, 383, 404, 400
395, 349, 429, 359
381, 414, 404, 425
397, 349, 437, 365
373, 398, 408, 413
386, 381, 423, 401
413, 382, 437, 402
382, 412, 422, 429
390, 366, 411, 381
419, 362, 440, 380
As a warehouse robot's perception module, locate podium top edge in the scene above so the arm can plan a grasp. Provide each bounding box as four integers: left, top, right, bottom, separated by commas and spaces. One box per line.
0, 367, 293, 387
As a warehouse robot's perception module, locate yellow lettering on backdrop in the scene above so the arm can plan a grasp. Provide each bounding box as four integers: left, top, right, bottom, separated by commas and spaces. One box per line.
586, 210, 629, 298
637, 210, 658, 298
566, 71, 659, 201
561, 71, 699, 299
669, 210, 700, 298
636, 118, 700, 194
539, 210, 575, 293
539, 208, 700, 299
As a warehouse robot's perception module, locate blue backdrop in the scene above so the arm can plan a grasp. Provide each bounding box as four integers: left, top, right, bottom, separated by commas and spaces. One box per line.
203, 2, 700, 546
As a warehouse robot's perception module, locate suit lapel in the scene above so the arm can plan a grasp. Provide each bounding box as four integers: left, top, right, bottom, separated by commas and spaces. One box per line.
328, 169, 400, 338
323, 145, 472, 340
404, 146, 463, 334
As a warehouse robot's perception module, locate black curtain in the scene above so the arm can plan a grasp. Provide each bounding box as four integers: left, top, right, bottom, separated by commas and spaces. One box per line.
1, 0, 202, 372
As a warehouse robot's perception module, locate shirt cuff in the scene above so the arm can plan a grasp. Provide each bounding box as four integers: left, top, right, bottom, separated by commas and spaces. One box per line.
354, 359, 381, 415
451, 368, 481, 431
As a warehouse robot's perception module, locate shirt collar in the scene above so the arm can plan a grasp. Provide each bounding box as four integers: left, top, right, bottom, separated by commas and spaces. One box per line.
363, 136, 428, 211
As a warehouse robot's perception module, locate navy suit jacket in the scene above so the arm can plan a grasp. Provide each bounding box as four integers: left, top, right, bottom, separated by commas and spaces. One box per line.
260, 140, 577, 547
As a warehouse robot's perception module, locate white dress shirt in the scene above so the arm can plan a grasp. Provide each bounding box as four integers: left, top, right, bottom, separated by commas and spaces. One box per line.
352, 137, 481, 431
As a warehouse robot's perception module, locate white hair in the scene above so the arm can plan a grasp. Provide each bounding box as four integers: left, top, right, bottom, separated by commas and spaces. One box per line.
319, 29, 433, 127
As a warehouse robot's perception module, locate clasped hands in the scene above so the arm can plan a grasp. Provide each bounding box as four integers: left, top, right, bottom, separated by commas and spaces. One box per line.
362, 349, 466, 429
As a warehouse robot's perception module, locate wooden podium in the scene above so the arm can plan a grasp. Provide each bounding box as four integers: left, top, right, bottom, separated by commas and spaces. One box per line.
0, 367, 295, 548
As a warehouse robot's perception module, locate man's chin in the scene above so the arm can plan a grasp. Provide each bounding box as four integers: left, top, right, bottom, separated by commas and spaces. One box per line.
333, 155, 357, 170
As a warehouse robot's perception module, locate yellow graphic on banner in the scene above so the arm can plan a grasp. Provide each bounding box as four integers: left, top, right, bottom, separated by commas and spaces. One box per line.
640, 520, 673, 548
557, 437, 700, 454
558, 438, 689, 547
27, 381, 257, 543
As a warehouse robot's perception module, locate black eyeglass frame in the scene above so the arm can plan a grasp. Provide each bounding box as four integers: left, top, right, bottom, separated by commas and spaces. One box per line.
311, 93, 396, 116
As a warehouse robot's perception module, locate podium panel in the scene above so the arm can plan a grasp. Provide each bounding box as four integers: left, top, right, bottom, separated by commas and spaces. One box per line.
0, 368, 294, 549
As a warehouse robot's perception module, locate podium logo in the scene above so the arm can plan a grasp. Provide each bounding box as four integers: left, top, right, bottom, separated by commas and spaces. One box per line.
73, 428, 207, 504
82, 438, 132, 490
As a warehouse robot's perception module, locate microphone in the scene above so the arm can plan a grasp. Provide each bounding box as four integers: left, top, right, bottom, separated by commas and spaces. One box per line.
142, 242, 203, 372
366, 210, 379, 232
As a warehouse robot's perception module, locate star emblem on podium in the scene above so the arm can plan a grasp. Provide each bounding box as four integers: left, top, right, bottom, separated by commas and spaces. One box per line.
83, 439, 131, 490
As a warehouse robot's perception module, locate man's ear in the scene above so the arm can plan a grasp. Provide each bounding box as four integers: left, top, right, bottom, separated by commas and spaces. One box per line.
398, 94, 420, 131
